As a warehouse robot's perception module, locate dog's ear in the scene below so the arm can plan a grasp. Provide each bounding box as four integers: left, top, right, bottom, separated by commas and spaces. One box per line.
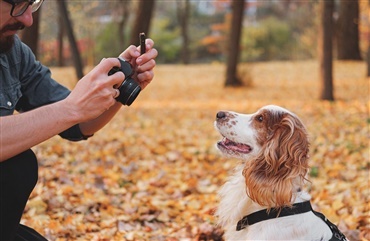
243, 114, 309, 208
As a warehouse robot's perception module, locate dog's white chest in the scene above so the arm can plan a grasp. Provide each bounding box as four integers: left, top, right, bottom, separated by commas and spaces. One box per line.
216, 168, 262, 228
216, 171, 336, 241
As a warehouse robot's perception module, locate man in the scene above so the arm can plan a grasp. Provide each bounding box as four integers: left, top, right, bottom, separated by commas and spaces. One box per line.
0, 0, 158, 240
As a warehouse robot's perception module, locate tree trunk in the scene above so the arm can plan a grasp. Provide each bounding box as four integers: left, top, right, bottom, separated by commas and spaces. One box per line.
336, 0, 362, 60
177, 0, 190, 64
21, 10, 41, 58
367, 35, 370, 77
57, 12, 65, 67
57, 0, 84, 80
225, 0, 244, 87
367, 43, 370, 77
130, 0, 155, 46
117, 0, 131, 48
367, 0, 370, 76
319, 0, 334, 101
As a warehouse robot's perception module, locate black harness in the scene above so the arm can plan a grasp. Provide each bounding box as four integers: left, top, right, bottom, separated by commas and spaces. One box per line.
236, 201, 347, 241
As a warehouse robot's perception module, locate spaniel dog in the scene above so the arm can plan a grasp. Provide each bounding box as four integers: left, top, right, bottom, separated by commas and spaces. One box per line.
214, 105, 348, 241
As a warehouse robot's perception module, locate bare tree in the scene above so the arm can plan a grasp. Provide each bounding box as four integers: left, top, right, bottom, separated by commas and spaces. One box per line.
115, 0, 131, 48
368, 43, 370, 76
368, 32, 370, 76
336, 0, 361, 60
319, 0, 334, 101
225, 0, 244, 87
57, 12, 65, 67
130, 0, 155, 46
57, 0, 84, 80
367, 0, 370, 76
21, 11, 41, 58
177, 0, 190, 64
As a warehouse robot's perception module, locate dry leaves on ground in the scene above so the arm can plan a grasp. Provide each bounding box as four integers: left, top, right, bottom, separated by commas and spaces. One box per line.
21, 61, 369, 241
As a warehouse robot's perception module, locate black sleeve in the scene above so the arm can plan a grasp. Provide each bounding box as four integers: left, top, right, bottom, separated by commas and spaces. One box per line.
59, 124, 93, 141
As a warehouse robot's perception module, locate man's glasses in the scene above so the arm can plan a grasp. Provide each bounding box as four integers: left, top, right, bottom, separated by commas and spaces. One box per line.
3, 0, 44, 17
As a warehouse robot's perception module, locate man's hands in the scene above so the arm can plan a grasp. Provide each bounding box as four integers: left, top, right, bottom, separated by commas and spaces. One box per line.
120, 38, 158, 89
0, 39, 158, 161
63, 58, 124, 123
65, 38, 158, 124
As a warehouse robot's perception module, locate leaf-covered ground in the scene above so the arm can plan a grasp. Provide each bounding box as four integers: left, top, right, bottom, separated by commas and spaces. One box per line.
22, 61, 369, 241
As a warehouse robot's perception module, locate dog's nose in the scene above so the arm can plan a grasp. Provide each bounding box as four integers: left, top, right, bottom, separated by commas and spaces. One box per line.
216, 111, 227, 119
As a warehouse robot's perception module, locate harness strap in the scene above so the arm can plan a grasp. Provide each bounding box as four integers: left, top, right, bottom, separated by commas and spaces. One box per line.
236, 201, 347, 241
236, 201, 312, 231
312, 211, 347, 241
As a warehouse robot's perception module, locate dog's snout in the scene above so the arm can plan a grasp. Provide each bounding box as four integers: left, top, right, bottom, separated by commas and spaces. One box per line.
216, 111, 227, 119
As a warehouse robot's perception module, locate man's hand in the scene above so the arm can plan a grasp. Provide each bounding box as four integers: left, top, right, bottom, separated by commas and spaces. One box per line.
64, 58, 126, 123
75, 39, 158, 136
119, 38, 158, 89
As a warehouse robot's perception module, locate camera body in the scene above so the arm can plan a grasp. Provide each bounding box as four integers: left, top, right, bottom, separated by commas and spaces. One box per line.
108, 58, 141, 106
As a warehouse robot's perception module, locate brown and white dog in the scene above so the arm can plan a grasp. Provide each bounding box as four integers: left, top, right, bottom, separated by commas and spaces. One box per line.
214, 105, 347, 241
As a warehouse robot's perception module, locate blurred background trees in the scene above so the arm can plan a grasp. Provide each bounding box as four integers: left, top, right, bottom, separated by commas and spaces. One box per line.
23, 0, 368, 65
319, 0, 334, 101
129, 0, 155, 46
336, 0, 361, 60
20, 0, 368, 99
225, 0, 245, 86
56, 0, 84, 79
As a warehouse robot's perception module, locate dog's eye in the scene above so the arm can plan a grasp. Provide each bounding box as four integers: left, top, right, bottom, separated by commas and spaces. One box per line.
256, 115, 263, 122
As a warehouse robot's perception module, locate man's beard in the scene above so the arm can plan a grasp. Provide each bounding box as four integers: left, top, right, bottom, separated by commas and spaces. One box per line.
0, 22, 25, 54
0, 35, 15, 53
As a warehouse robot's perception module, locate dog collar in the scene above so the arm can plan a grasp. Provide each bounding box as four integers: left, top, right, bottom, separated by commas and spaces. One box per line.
236, 201, 347, 241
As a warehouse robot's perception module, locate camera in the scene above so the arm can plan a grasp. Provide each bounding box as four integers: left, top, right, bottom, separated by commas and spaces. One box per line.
108, 57, 141, 106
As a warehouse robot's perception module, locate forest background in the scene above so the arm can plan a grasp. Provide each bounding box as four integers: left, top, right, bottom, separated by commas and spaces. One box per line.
17, 0, 369, 241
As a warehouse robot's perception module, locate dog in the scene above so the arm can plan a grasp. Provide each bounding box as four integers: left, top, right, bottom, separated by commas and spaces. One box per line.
214, 105, 348, 241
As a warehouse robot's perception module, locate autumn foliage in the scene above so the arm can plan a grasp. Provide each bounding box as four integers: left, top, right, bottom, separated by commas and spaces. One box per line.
22, 61, 369, 241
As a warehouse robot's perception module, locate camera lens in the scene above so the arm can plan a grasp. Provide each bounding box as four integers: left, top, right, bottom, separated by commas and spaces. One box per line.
108, 58, 141, 106
116, 78, 141, 106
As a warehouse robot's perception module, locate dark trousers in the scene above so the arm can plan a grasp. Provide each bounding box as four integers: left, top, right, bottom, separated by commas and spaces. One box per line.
0, 150, 47, 241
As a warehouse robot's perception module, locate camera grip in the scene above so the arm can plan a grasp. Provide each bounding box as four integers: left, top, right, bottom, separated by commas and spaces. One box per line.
108, 58, 133, 77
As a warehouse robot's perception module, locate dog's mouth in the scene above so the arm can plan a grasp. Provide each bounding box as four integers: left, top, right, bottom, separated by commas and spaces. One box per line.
217, 137, 252, 154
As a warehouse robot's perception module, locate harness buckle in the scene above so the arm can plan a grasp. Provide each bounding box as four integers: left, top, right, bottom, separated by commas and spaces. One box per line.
236, 217, 249, 231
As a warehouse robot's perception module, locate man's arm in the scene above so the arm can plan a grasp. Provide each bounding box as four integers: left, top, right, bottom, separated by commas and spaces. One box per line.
1, 40, 157, 161
0, 99, 79, 161
0, 58, 124, 162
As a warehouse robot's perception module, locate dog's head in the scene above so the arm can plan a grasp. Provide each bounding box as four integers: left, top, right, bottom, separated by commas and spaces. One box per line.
214, 105, 309, 208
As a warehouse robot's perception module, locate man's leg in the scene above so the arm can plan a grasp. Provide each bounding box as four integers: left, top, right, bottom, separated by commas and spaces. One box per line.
14, 224, 48, 241
0, 150, 41, 241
